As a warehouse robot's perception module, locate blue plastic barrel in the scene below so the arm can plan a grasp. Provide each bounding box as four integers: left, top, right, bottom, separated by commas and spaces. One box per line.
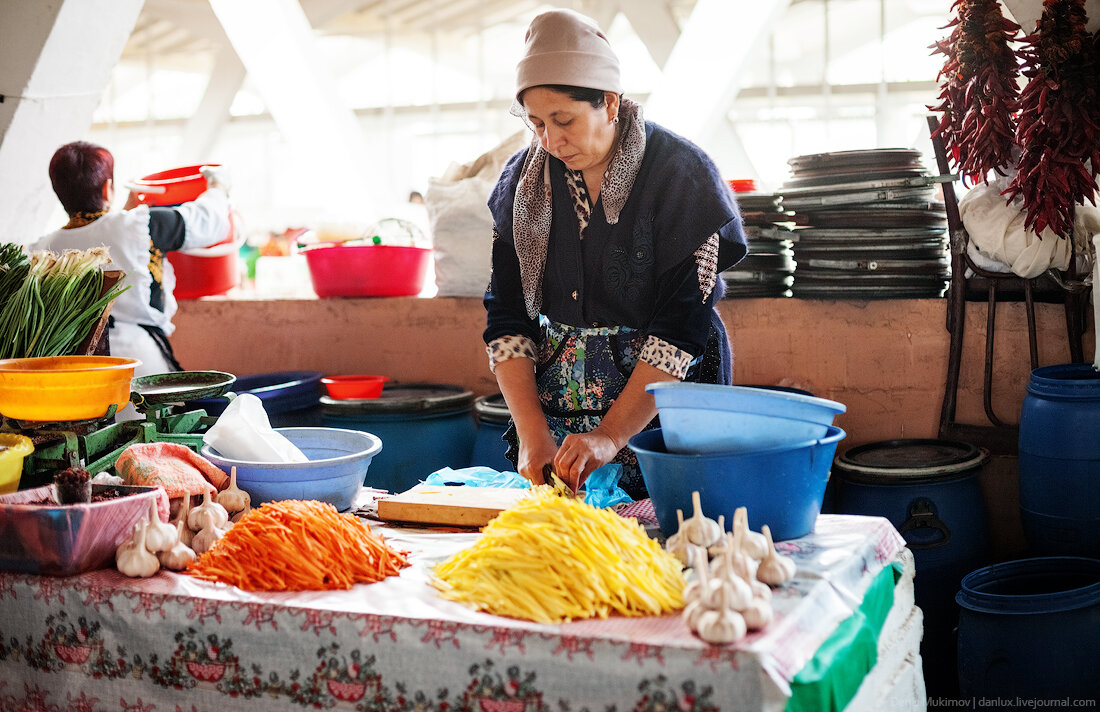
957, 556, 1100, 703
470, 393, 513, 473
1018, 363, 1100, 556
833, 439, 990, 697
321, 383, 476, 493
188, 371, 324, 427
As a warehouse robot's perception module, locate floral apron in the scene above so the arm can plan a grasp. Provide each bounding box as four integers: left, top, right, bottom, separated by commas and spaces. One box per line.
504, 320, 654, 499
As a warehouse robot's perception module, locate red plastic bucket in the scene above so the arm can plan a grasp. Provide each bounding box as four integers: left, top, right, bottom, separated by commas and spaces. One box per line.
130, 165, 239, 299
304, 245, 431, 298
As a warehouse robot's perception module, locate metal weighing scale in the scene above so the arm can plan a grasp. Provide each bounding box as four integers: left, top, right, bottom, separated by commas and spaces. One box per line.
7, 370, 236, 489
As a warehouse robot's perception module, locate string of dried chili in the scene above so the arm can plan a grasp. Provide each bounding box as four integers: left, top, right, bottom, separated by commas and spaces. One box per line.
1003, 0, 1100, 239
929, 0, 1021, 184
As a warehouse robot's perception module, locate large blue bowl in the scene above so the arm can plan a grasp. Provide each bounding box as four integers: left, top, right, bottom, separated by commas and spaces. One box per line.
628, 425, 845, 541
200, 427, 381, 512
646, 382, 846, 454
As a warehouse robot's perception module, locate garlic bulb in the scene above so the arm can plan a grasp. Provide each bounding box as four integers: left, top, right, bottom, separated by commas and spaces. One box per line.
712, 569, 753, 612
711, 530, 756, 584
682, 547, 713, 604
693, 582, 747, 644
215, 466, 251, 516
142, 498, 177, 554
741, 597, 774, 631
681, 491, 723, 548
665, 509, 706, 566
695, 607, 747, 644
733, 507, 769, 561
116, 521, 160, 578
757, 524, 797, 587
175, 497, 195, 548
191, 523, 227, 555
682, 597, 710, 631
187, 489, 229, 531
751, 579, 773, 601
158, 520, 197, 571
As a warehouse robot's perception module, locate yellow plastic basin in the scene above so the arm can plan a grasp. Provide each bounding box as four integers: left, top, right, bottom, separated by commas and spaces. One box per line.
0, 434, 33, 494
0, 356, 141, 422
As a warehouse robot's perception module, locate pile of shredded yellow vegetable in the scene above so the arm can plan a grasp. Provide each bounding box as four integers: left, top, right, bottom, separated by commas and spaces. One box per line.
430, 485, 685, 623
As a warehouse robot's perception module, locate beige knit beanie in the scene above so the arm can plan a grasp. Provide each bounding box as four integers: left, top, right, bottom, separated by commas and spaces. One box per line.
515, 9, 622, 101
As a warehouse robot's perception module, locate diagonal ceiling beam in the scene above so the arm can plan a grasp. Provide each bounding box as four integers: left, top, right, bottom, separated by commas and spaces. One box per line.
209, 0, 374, 212
646, 0, 789, 146
619, 0, 679, 69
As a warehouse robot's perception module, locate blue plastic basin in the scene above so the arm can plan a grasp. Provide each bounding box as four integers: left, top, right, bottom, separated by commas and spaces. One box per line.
628, 425, 846, 540
200, 427, 381, 512
646, 382, 846, 454
188, 371, 324, 427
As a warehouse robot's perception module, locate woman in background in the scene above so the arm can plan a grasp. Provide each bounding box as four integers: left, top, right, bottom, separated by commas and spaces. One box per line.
483, 9, 748, 497
36, 141, 230, 378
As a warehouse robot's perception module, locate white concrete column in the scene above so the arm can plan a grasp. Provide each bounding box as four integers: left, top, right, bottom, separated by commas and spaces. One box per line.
0, 0, 143, 245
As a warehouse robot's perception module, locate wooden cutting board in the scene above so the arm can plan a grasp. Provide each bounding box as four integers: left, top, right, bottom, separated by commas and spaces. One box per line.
375, 485, 530, 528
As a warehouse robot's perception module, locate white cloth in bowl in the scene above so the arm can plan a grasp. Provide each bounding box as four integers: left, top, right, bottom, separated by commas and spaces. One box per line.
202, 393, 308, 463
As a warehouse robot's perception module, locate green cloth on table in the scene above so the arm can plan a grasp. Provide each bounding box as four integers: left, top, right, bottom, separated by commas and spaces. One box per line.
786, 561, 903, 712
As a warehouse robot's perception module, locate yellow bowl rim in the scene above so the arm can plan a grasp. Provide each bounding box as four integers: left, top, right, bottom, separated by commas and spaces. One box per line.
0, 356, 141, 375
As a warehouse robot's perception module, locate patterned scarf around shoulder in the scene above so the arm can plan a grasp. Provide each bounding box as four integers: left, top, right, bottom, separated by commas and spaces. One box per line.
512, 97, 646, 320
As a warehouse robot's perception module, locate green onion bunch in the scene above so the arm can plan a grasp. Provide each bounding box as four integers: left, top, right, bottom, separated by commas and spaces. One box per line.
0, 247, 129, 359
0, 242, 30, 310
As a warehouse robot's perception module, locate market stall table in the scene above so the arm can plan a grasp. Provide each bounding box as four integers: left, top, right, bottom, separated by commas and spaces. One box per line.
0, 508, 921, 711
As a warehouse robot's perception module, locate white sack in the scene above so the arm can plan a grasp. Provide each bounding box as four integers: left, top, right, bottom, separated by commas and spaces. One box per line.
426, 131, 529, 297
958, 178, 1072, 279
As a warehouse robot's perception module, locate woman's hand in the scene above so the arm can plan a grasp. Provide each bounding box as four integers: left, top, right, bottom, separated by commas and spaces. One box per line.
554, 429, 621, 492
516, 429, 560, 486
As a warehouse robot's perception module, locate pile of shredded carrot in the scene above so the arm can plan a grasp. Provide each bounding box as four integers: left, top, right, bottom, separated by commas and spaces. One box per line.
186, 499, 409, 591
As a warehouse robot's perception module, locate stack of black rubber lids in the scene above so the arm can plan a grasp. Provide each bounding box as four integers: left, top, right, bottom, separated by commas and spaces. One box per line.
778, 149, 949, 299
722, 190, 797, 298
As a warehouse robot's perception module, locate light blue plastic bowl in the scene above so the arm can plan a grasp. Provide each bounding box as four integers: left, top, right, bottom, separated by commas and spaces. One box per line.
629, 425, 846, 541
646, 382, 846, 454
200, 427, 382, 512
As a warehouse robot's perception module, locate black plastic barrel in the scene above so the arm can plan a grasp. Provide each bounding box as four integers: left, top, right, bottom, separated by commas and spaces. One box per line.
833, 438, 991, 696
321, 383, 476, 493
957, 556, 1100, 704
470, 393, 513, 473
1018, 363, 1100, 556
188, 370, 324, 427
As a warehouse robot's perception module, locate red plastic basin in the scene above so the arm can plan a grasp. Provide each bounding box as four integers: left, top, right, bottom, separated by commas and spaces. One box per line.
304, 245, 431, 298
130, 164, 219, 206
321, 375, 389, 400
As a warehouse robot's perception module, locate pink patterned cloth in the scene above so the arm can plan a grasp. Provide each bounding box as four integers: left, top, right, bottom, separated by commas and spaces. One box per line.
115, 442, 228, 498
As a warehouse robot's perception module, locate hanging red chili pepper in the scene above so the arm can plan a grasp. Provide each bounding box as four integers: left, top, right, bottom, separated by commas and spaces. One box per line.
1004, 0, 1100, 239
929, 0, 1021, 184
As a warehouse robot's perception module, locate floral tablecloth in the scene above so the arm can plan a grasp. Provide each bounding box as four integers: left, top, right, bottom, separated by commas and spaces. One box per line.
0, 513, 904, 712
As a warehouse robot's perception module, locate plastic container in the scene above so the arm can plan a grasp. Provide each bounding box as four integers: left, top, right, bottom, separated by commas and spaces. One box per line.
0, 434, 33, 494
728, 179, 758, 193
322, 384, 476, 493
0, 356, 141, 422
628, 425, 845, 541
1018, 363, 1100, 556
957, 556, 1100, 701
470, 393, 513, 473
188, 371, 324, 427
304, 244, 432, 297
201, 427, 382, 512
128, 164, 218, 205
833, 438, 991, 698
0, 485, 166, 576
646, 382, 846, 454
130, 164, 240, 299
321, 375, 389, 400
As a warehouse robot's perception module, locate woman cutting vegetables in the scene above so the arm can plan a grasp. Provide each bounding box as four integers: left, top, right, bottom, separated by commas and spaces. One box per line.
484, 9, 747, 498
35, 141, 230, 378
